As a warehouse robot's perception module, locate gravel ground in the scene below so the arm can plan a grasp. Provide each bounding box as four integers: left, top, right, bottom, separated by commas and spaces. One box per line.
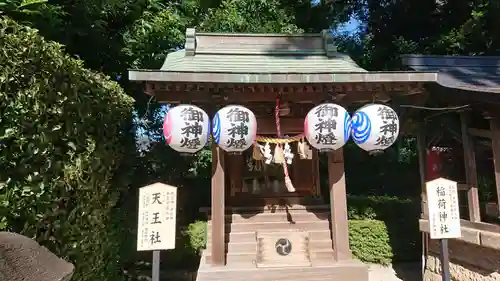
368, 263, 422, 281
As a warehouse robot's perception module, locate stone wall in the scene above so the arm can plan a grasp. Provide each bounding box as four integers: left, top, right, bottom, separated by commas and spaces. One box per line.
424, 238, 500, 281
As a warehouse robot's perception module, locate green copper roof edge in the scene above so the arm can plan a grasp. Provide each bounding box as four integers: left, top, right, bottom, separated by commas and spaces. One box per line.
196, 32, 322, 37
194, 50, 326, 55
128, 70, 438, 83
128, 69, 437, 74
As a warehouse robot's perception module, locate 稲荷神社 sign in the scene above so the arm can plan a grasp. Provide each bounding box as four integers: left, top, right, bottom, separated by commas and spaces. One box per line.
137, 183, 177, 251
426, 177, 461, 239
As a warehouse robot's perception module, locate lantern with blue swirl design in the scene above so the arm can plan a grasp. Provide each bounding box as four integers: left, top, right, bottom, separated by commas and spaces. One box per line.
351, 104, 400, 152
212, 105, 257, 153
304, 103, 351, 151
163, 104, 210, 153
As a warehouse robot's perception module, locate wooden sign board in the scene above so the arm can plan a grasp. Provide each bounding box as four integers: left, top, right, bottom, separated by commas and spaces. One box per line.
137, 183, 177, 251
426, 177, 461, 239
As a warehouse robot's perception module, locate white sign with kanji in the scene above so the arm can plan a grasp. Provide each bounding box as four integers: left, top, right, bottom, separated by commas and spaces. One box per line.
137, 183, 177, 251
426, 177, 461, 239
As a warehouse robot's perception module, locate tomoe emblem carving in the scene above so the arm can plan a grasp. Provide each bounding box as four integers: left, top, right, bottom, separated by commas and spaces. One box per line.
275, 238, 292, 256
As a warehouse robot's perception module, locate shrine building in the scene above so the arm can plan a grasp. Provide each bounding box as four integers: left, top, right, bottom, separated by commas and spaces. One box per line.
129, 29, 500, 281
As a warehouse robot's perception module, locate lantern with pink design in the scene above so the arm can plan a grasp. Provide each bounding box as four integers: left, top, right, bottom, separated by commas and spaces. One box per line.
304, 103, 351, 151
163, 104, 210, 153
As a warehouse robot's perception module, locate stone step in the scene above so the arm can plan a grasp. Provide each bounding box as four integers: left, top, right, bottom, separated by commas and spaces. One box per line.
201, 204, 330, 215
207, 229, 332, 243
203, 248, 335, 265
206, 239, 332, 253
259, 248, 310, 255
196, 260, 369, 281
209, 212, 330, 223
207, 221, 330, 233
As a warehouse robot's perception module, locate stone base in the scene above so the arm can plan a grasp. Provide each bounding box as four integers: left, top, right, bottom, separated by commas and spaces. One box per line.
425, 255, 500, 281
424, 239, 500, 281
197, 259, 369, 281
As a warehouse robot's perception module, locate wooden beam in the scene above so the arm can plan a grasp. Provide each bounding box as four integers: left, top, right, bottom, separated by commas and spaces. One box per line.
327, 149, 351, 261
153, 89, 329, 103
154, 90, 423, 104
147, 82, 426, 104
257, 118, 303, 135
211, 144, 226, 265
457, 183, 469, 191
468, 128, 493, 139
460, 112, 481, 222
490, 118, 500, 216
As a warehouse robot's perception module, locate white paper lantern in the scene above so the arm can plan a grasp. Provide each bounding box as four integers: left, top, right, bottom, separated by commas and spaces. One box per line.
304, 103, 351, 151
351, 104, 400, 152
163, 104, 210, 153
212, 105, 257, 153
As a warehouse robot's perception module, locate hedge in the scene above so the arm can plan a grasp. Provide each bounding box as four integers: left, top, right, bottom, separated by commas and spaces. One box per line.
347, 195, 420, 221
347, 195, 421, 263
0, 17, 135, 281
349, 220, 393, 265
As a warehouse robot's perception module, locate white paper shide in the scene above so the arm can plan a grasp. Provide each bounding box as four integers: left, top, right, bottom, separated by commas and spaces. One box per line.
426, 177, 461, 239
137, 183, 177, 251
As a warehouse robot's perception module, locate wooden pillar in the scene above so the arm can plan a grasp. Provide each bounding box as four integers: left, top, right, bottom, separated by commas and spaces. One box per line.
312, 149, 321, 197
490, 118, 500, 215
460, 112, 481, 222
416, 127, 428, 276
417, 129, 428, 219
211, 143, 225, 265
228, 154, 243, 198
327, 149, 351, 261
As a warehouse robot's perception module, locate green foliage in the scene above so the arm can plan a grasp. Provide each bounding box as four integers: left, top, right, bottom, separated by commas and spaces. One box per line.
349, 220, 393, 265
0, 17, 135, 281
122, 7, 187, 69
347, 195, 421, 263
199, 0, 302, 33
347, 195, 419, 220
0, 0, 47, 15
186, 220, 207, 254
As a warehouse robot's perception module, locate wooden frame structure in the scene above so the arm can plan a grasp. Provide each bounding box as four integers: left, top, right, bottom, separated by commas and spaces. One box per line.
403, 55, 500, 281
129, 29, 441, 281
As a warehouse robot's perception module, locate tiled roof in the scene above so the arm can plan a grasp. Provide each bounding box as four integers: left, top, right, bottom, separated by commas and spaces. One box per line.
128, 30, 438, 84
158, 28, 366, 74
160, 49, 367, 73
402, 55, 500, 93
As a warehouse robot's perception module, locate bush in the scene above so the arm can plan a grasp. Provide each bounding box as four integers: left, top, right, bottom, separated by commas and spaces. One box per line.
349, 220, 393, 265
186, 220, 207, 254
347, 195, 419, 220
0, 17, 135, 281
347, 195, 421, 263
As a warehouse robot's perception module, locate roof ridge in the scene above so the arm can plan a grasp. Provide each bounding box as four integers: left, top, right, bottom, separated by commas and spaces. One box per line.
184, 27, 341, 58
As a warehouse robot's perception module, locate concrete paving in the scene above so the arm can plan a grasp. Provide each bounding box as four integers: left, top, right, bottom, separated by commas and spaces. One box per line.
368, 263, 422, 281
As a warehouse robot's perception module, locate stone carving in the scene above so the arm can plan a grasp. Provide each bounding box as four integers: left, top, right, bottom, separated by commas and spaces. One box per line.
256, 231, 311, 268
275, 238, 292, 256
0, 232, 75, 281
